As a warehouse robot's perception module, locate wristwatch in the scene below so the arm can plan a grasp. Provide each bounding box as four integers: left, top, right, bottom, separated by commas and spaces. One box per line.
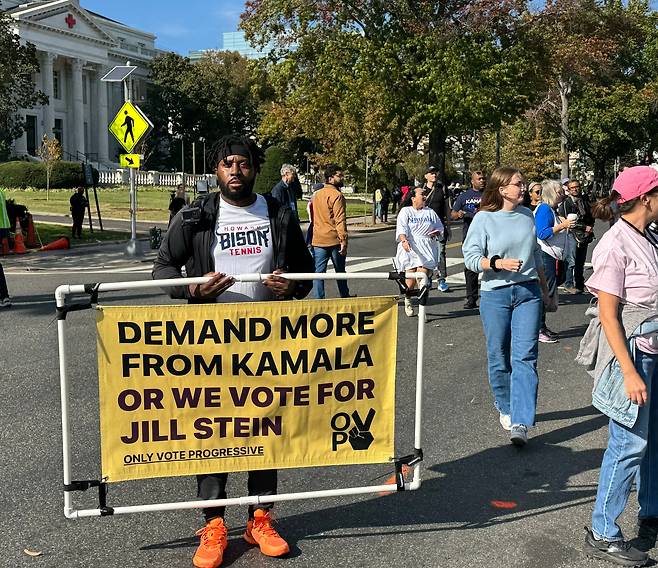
490, 255, 502, 272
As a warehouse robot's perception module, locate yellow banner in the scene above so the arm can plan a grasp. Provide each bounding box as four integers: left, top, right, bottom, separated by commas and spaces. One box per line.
96, 297, 398, 482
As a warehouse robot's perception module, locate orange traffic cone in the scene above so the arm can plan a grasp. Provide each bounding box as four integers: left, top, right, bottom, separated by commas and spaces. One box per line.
39, 236, 70, 252
1, 237, 8, 255
25, 214, 38, 247
12, 217, 27, 254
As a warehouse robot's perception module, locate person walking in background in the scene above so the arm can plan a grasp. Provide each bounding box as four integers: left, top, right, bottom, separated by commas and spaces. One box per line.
312, 164, 351, 299
395, 187, 444, 318
392, 186, 402, 213
374, 187, 383, 221
580, 166, 658, 567
558, 179, 595, 294
451, 170, 486, 309
168, 184, 189, 224
423, 166, 451, 292
69, 186, 87, 239
271, 164, 300, 221
523, 182, 543, 211
534, 180, 576, 343
380, 187, 391, 222
463, 167, 550, 447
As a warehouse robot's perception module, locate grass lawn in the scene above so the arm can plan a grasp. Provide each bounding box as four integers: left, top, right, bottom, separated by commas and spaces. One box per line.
34, 223, 130, 247
4, 187, 373, 223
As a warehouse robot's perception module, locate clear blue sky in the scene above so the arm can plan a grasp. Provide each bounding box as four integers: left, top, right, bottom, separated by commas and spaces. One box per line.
82, 0, 246, 54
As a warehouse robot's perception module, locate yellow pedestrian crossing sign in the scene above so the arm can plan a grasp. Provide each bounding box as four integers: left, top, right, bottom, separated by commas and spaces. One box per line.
109, 101, 152, 153
119, 154, 140, 168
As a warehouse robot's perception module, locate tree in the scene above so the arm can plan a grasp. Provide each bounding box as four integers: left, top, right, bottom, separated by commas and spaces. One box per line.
36, 134, 61, 200
253, 145, 293, 194
143, 51, 268, 171
0, 10, 47, 160
242, 0, 544, 183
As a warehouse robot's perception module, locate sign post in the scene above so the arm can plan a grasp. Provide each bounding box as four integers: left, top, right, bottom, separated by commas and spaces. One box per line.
102, 63, 152, 257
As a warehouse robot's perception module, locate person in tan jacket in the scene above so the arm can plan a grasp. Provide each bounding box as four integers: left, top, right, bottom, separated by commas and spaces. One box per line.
312, 164, 351, 298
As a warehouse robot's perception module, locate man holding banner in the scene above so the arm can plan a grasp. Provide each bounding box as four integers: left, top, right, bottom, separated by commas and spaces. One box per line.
153, 134, 314, 568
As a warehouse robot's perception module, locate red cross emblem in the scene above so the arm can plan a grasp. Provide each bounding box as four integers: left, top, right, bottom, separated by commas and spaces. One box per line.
65, 14, 76, 28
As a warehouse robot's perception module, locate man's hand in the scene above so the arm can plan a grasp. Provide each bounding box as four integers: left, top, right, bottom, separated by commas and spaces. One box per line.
263, 269, 295, 298
339, 242, 348, 256
189, 272, 235, 299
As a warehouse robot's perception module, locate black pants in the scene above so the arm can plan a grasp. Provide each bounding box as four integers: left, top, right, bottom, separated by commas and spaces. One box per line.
71, 213, 84, 238
0, 263, 8, 299
464, 268, 479, 304
574, 241, 589, 291
197, 470, 277, 521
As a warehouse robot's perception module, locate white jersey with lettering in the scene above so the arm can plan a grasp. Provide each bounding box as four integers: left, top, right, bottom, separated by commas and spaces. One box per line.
212, 194, 274, 302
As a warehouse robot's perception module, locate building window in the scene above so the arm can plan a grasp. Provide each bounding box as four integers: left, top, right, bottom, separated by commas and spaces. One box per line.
53, 70, 60, 99
26, 115, 37, 156
54, 118, 63, 147
82, 75, 87, 104
84, 121, 88, 154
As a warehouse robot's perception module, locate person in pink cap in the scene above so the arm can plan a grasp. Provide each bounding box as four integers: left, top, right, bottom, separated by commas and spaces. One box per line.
582, 166, 658, 565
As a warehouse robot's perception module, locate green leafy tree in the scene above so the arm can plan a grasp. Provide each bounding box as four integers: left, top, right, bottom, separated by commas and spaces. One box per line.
0, 10, 47, 159
242, 0, 544, 182
253, 145, 293, 194
143, 51, 268, 171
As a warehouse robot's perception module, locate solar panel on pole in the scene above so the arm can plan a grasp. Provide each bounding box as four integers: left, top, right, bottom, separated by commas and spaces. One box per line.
100, 66, 137, 83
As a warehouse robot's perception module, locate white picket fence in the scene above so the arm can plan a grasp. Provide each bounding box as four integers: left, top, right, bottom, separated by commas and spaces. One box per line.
98, 170, 217, 187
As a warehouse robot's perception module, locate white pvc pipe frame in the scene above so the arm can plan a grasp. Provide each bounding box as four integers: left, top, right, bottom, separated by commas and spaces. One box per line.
56, 272, 427, 519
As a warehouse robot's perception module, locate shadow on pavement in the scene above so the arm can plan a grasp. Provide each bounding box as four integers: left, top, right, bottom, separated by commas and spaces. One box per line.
141, 413, 608, 566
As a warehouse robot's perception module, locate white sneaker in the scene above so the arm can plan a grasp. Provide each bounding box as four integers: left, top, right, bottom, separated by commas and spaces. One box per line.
499, 413, 512, 431
404, 297, 414, 317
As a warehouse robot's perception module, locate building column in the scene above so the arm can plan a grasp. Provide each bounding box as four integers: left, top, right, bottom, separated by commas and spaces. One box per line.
41, 51, 55, 138
71, 58, 85, 159
96, 67, 109, 162
13, 111, 27, 156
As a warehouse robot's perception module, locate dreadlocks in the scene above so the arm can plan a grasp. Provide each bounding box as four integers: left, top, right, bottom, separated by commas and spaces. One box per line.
209, 135, 265, 173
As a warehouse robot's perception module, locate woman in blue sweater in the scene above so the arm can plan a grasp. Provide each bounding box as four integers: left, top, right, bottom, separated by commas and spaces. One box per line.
463, 167, 550, 446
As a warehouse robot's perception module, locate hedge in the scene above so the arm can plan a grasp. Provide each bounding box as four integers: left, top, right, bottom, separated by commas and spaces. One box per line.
0, 160, 86, 189
253, 146, 294, 195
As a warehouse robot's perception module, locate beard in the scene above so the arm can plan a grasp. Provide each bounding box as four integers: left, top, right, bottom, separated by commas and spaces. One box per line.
218, 176, 256, 202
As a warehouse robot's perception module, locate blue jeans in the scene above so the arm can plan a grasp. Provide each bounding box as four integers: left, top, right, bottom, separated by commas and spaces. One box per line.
479, 281, 542, 426
313, 245, 350, 299
592, 349, 658, 541
563, 235, 576, 288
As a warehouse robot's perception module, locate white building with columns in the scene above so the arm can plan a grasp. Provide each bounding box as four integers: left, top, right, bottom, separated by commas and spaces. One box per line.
4, 0, 161, 166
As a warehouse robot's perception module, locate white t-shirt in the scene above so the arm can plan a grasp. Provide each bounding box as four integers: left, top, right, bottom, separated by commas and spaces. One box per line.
212, 194, 275, 302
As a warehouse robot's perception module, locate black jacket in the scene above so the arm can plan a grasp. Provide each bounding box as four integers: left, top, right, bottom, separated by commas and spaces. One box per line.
152, 191, 314, 302
558, 195, 595, 243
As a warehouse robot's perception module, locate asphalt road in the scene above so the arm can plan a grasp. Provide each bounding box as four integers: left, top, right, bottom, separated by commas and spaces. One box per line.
0, 222, 641, 568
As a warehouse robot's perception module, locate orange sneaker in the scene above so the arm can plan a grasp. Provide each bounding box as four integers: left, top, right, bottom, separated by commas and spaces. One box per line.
243, 509, 290, 557
193, 517, 228, 568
